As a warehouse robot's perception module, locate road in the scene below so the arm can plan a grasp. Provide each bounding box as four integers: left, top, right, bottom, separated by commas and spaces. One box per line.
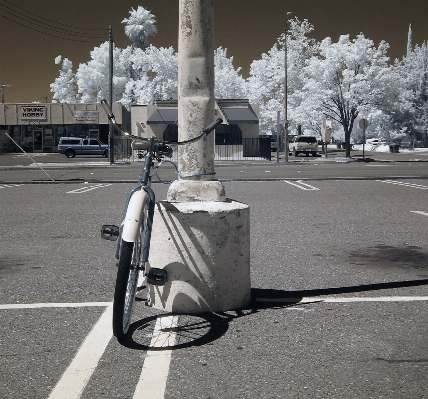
1, 156, 428, 398
1, 149, 428, 183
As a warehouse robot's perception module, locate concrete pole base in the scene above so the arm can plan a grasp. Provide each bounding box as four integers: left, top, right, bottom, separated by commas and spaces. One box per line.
167, 180, 226, 202
147, 199, 251, 314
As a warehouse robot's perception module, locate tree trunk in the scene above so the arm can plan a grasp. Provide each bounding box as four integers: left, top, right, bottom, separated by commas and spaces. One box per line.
344, 128, 351, 158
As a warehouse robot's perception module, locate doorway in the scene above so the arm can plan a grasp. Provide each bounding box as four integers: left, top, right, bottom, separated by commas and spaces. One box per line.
33, 130, 43, 152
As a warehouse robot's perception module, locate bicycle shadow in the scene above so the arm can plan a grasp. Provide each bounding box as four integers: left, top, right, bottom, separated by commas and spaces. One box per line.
122, 278, 428, 350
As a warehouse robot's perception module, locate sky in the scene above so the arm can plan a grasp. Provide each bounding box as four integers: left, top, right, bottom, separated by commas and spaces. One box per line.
0, 0, 427, 104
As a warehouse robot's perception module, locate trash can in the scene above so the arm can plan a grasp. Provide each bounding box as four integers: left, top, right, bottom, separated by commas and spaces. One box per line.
389, 144, 399, 153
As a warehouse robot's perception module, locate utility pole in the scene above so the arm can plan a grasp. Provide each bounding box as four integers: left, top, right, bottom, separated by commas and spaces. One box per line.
39, 96, 52, 103
108, 26, 115, 164
284, 12, 292, 163
1, 84, 11, 103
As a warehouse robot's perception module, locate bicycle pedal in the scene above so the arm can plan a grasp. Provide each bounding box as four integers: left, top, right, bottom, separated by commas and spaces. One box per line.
146, 268, 167, 286
101, 225, 119, 241
135, 296, 147, 302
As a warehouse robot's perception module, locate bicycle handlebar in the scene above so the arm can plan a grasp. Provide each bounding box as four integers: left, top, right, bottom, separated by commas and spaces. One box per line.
100, 99, 223, 146
203, 118, 224, 134
172, 117, 223, 145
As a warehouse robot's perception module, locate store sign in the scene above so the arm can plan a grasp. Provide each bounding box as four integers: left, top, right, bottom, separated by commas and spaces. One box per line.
20, 106, 47, 120
72, 111, 99, 123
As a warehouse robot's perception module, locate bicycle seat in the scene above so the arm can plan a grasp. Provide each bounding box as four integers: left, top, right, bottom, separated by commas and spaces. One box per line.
132, 140, 150, 151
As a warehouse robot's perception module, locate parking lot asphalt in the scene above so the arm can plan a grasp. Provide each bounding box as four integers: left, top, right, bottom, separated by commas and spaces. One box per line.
1, 176, 428, 398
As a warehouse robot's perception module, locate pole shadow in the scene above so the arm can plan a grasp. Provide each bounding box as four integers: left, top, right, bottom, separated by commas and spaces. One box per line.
121, 278, 428, 350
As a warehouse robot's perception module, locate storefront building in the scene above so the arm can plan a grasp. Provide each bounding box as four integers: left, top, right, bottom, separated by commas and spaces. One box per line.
130, 99, 259, 143
0, 102, 130, 153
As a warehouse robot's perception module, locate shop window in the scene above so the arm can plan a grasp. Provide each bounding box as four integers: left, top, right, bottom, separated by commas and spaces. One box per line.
214, 124, 242, 145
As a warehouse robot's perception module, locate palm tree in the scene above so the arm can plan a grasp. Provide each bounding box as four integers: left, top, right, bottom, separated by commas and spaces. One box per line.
122, 6, 157, 50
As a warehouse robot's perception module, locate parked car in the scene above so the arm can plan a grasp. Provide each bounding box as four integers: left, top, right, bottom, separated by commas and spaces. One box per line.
58, 137, 108, 158
366, 138, 386, 146
289, 135, 319, 157
270, 135, 277, 151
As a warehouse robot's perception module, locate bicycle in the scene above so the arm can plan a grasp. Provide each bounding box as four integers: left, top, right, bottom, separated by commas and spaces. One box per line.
99, 99, 223, 341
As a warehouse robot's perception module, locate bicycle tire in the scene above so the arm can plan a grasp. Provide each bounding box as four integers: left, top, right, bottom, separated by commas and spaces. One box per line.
113, 240, 138, 339
113, 195, 149, 340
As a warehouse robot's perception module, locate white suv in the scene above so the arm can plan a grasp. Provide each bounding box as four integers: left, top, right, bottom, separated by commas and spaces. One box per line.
289, 135, 319, 157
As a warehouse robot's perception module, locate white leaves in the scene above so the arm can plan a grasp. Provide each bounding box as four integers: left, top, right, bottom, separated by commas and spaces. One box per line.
122, 6, 157, 50
50, 57, 78, 103
247, 17, 319, 134
121, 45, 178, 107
214, 47, 247, 99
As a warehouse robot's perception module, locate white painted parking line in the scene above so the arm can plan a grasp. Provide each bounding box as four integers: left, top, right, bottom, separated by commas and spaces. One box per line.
377, 179, 428, 189
133, 315, 178, 399
255, 296, 428, 304
284, 180, 320, 190
48, 304, 113, 399
0, 184, 22, 188
410, 211, 428, 217
0, 302, 111, 310
3, 296, 428, 399
66, 183, 112, 194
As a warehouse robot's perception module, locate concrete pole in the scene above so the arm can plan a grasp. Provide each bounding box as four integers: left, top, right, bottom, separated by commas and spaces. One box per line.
168, 0, 225, 202
149, 0, 251, 314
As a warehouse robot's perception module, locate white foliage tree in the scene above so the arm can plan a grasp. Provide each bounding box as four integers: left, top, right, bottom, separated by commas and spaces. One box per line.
296, 34, 397, 156
246, 18, 318, 134
75, 42, 130, 103
51, 6, 249, 109
396, 41, 428, 144
50, 56, 78, 102
121, 45, 178, 108
122, 6, 157, 50
214, 47, 247, 99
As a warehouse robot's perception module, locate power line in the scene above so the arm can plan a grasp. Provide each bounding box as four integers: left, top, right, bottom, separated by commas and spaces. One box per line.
1, 0, 105, 32
0, 14, 105, 43
0, 0, 106, 43
0, 8, 105, 40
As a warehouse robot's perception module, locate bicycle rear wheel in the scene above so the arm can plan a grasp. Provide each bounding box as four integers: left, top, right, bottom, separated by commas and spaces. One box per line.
113, 196, 149, 340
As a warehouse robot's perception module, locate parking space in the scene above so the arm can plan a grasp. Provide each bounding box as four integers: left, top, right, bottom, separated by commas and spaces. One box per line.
1, 180, 427, 398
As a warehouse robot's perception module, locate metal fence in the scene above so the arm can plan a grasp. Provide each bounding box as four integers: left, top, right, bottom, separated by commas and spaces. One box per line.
112, 137, 271, 162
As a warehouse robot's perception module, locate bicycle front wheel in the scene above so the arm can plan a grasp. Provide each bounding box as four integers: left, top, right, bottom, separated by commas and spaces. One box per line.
112, 240, 138, 339
113, 196, 149, 340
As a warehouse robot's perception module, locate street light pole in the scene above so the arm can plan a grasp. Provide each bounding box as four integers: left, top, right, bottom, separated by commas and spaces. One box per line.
1, 84, 11, 103
284, 12, 292, 163
108, 26, 115, 164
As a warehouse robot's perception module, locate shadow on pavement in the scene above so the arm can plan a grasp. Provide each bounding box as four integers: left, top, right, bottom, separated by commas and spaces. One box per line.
120, 278, 428, 350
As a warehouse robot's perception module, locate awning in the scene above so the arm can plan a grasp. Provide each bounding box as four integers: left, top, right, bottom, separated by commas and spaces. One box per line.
147, 106, 258, 125
147, 108, 178, 125
221, 107, 258, 124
